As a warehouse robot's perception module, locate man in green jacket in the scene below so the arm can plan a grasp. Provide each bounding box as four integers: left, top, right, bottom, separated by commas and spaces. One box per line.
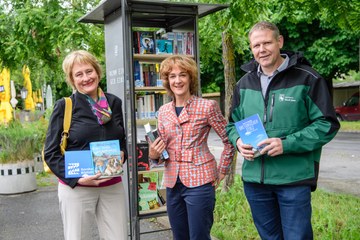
226, 21, 340, 240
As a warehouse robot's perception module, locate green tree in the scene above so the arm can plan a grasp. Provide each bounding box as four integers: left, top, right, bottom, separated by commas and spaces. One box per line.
0, 0, 104, 99
270, 0, 360, 79
198, 0, 270, 190
197, 0, 359, 189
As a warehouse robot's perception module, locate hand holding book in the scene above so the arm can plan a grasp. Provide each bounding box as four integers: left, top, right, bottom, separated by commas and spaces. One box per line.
256, 137, 284, 157
147, 137, 166, 165
235, 114, 268, 159
144, 123, 169, 160
64, 140, 123, 178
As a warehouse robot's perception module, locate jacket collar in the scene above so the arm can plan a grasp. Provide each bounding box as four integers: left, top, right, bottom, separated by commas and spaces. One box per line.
169, 95, 197, 124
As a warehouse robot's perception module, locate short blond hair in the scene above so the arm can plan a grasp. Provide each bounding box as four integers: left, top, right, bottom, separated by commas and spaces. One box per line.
62, 50, 102, 89
249, 21, 280, 40
160, 55, 198, 97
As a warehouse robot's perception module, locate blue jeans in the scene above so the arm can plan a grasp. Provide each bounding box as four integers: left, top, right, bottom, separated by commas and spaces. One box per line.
244, 182, 313, 240
166, 180, 215, 240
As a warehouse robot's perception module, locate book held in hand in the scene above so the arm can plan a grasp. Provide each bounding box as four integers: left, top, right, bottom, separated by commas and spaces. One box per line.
144, 123, 169, 160
64, 140, 123, 178
90, 140, 123, 178
235, 114, 268, 158
64, 150, 93, 178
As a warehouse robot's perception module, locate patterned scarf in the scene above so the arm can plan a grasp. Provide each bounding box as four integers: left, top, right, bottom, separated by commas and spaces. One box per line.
86, 88, 112, 125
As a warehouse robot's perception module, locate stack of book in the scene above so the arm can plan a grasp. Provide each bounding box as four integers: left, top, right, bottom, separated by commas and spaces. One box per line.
133, 30, 194, 55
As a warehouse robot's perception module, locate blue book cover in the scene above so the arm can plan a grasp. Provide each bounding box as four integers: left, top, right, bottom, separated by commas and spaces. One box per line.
235, 114, 268, 157
90, 140, 123, 178
139, 31, 155, 54
65, 150, 94, 178
156, 39, 173, 54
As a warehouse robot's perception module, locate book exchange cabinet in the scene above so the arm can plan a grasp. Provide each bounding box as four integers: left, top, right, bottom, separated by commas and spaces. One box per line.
80, 0, 228, 238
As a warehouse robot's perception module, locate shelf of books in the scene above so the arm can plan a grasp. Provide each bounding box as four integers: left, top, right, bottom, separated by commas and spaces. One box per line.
136, 140, 167, 216
135, 86, 165, 92
133, 54, 171, 62
138, 170, 167, 216
133, 28, 196, 215
133, 29, 195, 127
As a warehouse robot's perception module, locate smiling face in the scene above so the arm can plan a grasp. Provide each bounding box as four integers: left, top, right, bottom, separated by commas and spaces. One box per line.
250, 29, 284, 75
169, 65, 191, 104
72, 62, 100, 100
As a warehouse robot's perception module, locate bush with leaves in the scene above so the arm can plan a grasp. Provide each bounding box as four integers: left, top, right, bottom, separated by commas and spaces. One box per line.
0, 118, 48, 164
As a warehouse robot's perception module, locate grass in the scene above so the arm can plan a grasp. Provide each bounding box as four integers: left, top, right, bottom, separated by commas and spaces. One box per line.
36, 172, 57, 187
212, 175, 360, 240
339, 121, 360, 132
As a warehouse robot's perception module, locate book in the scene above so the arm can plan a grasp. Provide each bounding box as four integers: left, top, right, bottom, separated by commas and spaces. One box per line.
175, 32, 184, 54
137, 96, 145, 120
138, 182, 160, 211
139, 31, 155, 54
134, 61, 143, 87
157, 189, 166, 206
185, 32, 194, 55
64, 150, 94, 178
144, 123, 169, 160
137, 142, 150, 171
90, 140, 123, 178
133, 31, 141, 54
64, 140, 124, 179
155, 39, 173, 54
235, 114, 268, 158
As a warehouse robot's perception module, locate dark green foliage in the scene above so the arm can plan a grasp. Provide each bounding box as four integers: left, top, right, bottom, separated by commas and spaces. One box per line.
198, 0, 360, 93
278, 19, 359, 81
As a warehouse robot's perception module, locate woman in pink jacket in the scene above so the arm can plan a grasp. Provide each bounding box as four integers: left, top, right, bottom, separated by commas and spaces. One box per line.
149, 55, 235, 240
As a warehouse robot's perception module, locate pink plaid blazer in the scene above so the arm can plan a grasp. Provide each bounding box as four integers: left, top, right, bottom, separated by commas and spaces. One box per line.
157, 95, 235, 188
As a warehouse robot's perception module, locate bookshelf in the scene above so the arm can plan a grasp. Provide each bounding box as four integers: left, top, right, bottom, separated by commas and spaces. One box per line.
133, 30, 196, 123
79, 0, 228, 239
134, 53, 173, 62
138, 167, 166, 216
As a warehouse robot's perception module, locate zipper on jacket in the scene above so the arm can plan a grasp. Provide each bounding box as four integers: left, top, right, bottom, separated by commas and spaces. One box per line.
263, 108, 267, 123
269, 93, 275, 122
260, 155, 265, 184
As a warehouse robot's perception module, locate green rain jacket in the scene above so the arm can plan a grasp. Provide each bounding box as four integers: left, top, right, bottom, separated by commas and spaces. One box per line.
226, 51, 340, 190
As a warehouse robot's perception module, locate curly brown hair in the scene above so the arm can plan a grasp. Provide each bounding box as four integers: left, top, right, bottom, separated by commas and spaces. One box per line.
160, 55, 198, 97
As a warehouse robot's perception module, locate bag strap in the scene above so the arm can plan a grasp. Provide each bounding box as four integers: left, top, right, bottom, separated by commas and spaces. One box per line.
60, 97, 72, 155
63, 97, 72, 135
43, 97, 72, 172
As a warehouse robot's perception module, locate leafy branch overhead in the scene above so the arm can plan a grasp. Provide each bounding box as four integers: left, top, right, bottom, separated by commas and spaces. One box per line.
0, 0, 359, 98
0, 0, 104, 98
